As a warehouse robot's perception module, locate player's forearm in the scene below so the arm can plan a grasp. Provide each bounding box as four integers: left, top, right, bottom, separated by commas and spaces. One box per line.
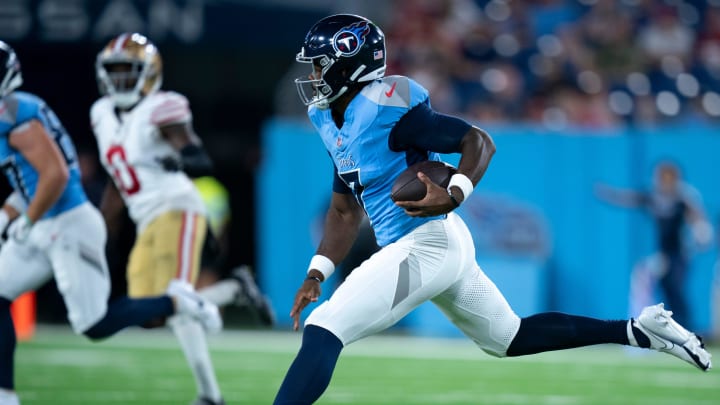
595, 185, 644, 207
0, 201, 20, 233
453, 127, 495, 202
3, 191, 26, 218
2, 205, 19, 221
25, 168, 68, 222
99, 182, 125, 237
316, 207, 363, 269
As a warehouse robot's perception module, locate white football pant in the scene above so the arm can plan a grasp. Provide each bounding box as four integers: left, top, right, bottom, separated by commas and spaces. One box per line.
0, 202, 110, 334
306, 212, 521, 357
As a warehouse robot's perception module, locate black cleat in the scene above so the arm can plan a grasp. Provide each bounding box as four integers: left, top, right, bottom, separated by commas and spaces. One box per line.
192, 397, 225, 405
231, 265, 276, 327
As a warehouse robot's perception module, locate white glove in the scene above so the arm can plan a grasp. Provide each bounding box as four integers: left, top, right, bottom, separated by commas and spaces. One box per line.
8, 214, 33, 243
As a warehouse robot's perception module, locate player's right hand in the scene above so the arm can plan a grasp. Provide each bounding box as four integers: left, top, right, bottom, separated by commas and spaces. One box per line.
290, 278, 322, 331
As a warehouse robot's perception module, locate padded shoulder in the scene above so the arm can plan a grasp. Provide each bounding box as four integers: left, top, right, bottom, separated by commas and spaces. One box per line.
90, 96, 114, 126
148, 91, 192, 127
5, 92, 43, 127
359, 75, 429, 109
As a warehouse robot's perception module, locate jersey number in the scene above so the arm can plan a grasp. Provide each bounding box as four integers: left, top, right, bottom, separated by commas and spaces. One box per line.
0, 104, 77, 201
339, 169, 366, 209
106, 145, 141, 195
40, 104, 77, 167
0, 156, 28, 201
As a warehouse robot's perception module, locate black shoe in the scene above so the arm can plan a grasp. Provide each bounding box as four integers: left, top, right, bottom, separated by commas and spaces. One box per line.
192, 397, 225, 405
231, 265, 276, 327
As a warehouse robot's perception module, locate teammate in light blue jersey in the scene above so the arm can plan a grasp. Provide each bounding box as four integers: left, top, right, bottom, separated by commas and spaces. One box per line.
0, 41, 220, 405
0, 92, 86, 218
274, 14, 711, 404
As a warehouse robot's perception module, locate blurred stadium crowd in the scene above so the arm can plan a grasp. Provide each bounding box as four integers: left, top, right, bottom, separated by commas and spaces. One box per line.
381, 0, 720, 130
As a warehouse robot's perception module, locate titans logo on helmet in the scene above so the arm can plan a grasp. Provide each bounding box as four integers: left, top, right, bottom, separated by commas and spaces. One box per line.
332, 21, 371, 57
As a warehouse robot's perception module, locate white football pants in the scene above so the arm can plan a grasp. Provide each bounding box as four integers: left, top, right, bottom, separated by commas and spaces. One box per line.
0, 202, 110, 334
306, 212, 521, 357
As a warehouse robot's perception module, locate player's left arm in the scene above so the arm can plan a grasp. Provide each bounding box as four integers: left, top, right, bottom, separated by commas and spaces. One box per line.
453, 127, 495, 203
158, 122, 214, 178
290, 174, 365, 330
390, 102, 495, 216
9, 120, 69, 224
99, 181, 126, 241
314, 191, 365, 270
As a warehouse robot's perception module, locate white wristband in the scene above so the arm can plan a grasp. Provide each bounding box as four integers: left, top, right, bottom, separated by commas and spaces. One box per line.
308, 254, 335, 280
447, 173, 474, 201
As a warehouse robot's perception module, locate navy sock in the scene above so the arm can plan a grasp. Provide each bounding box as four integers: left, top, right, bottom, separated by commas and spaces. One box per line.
274, 325, 343, 405
84, 296, 174, 340
507, 312, 629, 357
629, 318, 651, 348
0, 297, 15, 390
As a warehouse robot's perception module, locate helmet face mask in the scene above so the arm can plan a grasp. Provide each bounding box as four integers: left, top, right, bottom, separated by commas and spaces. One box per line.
0, 41, 23, 98
295, 55, 336, 109
96, 33, 162, 109
295, 14, 386, 109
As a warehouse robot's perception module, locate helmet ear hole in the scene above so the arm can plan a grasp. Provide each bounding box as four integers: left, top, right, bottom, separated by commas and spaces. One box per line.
339, 67, 352, 80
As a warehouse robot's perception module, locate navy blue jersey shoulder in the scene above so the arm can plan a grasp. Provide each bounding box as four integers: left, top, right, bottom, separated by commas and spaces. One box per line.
388, 102, 471, 154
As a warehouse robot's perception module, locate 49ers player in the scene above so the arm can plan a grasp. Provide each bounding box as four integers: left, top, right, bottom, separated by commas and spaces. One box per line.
91, 33, 224, 405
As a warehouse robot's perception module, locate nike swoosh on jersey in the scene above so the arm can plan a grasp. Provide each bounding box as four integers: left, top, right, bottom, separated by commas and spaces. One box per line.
385, 82, 397, 97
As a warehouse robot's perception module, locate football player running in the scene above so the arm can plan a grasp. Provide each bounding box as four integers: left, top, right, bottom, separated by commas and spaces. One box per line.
91, 33, 224, 405
273, 14, 712, 404
0, 40, 220, 405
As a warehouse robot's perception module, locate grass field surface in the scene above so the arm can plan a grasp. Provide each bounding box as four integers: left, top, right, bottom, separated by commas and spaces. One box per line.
14, 325, 720, 404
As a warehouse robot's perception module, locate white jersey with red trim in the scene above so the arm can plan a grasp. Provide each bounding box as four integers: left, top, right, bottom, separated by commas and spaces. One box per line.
90, 90, 206, 232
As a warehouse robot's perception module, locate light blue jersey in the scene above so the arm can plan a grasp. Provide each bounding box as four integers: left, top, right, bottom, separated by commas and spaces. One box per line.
0, 91, 86, 218
308, 75, 443, 246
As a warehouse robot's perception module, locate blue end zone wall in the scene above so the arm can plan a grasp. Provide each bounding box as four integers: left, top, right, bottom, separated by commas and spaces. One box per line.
258, 118, 719, 335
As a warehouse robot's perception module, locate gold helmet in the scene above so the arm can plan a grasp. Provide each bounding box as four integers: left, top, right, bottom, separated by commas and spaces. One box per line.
96, 33, 162, 108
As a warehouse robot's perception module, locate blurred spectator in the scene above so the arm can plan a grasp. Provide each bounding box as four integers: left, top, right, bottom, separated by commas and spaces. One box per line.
637, 6, 695, 65
271, 0, 720, 127
273, 0, 718, 129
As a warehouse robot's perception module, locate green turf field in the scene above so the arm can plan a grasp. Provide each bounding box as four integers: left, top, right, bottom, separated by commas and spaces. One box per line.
13, 326, 720, 404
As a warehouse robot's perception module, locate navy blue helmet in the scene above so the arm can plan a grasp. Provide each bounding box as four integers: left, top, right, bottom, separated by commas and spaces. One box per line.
0, 41, 22, 98
295, 14, 386, 109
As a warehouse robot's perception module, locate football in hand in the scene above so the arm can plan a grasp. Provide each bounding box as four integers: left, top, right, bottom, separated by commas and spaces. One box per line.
391, 160, 457, 202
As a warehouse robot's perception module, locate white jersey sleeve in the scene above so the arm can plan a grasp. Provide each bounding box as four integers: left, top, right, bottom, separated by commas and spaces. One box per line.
149, 92, 192, 127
